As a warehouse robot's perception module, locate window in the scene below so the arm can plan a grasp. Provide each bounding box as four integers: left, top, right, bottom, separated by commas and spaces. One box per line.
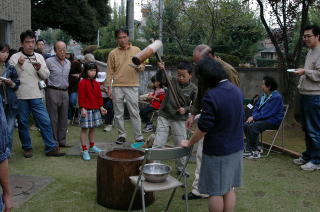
0, 20, 11, 46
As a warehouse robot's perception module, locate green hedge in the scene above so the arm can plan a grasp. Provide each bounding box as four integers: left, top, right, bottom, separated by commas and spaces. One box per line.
93, 47, 240, 67
93, 48, 113, 62
216, 53, 240, 67
83, 45, 98, 55
256, 58, 278, 67
148, 55, 192, 66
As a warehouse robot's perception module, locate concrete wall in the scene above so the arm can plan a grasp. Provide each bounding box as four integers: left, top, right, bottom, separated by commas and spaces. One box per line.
95, 61, 283, 99
237, 67, 284, 98
0, 0, 31, 49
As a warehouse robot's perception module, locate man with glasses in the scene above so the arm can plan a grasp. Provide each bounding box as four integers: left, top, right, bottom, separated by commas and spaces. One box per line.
46, 41, 71, 148
292, 25, 320, 171
9, 30, 65, 157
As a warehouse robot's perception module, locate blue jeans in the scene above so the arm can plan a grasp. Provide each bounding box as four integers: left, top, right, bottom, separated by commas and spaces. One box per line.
3, 106, 17, 154
139, 105, 154, 124
300, 95, 320, 164
17, 98, 57, 152
68, 92, 78, 120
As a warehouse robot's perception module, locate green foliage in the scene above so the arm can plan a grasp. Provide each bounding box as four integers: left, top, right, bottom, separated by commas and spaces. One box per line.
39, 28, 71, 45
31, 0, 111, 42
83, 45, 98, 55
142, 0, 265, 61
99, 4, 126, 48
147, 55, 192, 67
216, 53, 241, 67
93, 48, 113, 62
256, 57, 278, 67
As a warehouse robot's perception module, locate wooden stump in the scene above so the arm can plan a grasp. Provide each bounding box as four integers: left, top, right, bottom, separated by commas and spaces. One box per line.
97, 148, 155, 210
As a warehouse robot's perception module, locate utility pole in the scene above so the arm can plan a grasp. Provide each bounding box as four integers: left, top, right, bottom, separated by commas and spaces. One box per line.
158, 0, 164, 56
126, 0, 135, 40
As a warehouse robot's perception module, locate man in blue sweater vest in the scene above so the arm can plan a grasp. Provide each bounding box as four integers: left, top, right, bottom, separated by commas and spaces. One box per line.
244, 76, 284, 159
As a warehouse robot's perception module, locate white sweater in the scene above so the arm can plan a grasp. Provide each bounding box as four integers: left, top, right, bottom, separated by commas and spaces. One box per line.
9, 52, 50, 99
298, 45, 320, 95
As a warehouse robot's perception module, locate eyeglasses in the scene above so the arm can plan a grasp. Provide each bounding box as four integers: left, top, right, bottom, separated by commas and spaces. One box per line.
303, 34, 315, 39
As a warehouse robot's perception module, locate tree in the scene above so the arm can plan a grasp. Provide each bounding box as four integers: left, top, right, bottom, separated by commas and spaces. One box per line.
254, 0, 318, 123
212, 1, 264, 62
31, 0, 112, 42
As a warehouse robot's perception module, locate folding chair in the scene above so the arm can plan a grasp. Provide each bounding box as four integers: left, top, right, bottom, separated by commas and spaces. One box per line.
128, 146, 193, 212
260, 104, 289, 157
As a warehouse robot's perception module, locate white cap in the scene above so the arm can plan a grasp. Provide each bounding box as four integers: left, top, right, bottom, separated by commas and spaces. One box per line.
96, 72, 106, 82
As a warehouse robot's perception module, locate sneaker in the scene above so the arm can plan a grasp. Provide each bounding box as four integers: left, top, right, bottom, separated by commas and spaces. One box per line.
293, 157, 307, 165
23, 149, 33, 158
89, 145, 102, 153
135, 139, 145, 143
244, 151, 261, 159
300, 161, 320, 171
116, 137, 126, 144
243, 149, 252, 157
103, 125, 113, 132
257, 146, 263, 154
143, 124, 153, 133
82, 150, 91, 161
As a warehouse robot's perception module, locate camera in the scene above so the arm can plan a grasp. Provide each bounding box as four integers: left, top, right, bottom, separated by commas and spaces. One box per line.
38, 80, 47, 89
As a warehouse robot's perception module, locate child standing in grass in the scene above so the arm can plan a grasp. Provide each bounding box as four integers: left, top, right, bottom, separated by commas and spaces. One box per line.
152, 62, 197, 175
78, 62, 107, 161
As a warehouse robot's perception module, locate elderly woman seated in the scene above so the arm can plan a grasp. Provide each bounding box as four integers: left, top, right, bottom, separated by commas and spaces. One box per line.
244, 76, 284, 159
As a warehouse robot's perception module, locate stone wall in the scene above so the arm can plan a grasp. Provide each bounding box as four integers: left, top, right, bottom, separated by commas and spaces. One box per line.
0, 0, 31, 49
96, 61, 284, 99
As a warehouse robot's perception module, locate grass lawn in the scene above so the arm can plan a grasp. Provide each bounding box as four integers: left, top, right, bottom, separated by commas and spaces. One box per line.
8, 121, 320, 212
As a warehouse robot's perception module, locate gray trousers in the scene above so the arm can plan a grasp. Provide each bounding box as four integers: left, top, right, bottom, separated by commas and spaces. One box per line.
112, 86, 143, 140
46, 88, 68, 146
152, 116, 187, 172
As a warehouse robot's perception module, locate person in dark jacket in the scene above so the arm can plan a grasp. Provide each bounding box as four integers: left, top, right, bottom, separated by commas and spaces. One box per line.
181, 57, 243, 212
0, 43, 20, 154
244, 76, 284, 159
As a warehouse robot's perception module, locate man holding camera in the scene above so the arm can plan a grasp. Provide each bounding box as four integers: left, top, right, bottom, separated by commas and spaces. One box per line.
9, 30, 65, 158
45, 41, 71, 148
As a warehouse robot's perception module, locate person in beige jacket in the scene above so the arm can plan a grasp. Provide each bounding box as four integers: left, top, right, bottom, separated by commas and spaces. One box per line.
106, 28, 145, 144
9, 30, 65, 158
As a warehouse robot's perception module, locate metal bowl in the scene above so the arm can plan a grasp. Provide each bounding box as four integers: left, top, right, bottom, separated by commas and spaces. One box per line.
141, 163, 172, 183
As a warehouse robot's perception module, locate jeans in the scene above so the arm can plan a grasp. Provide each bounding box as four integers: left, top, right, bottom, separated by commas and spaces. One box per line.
0, 195, 3, 212
103, 97, 114, 125
300, 95, 320, 164
17, 98, 57, 152
244, 120, 278, 151
139, 105, 154, 124
68, 92, 78, 120
3, 106, 17, 153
